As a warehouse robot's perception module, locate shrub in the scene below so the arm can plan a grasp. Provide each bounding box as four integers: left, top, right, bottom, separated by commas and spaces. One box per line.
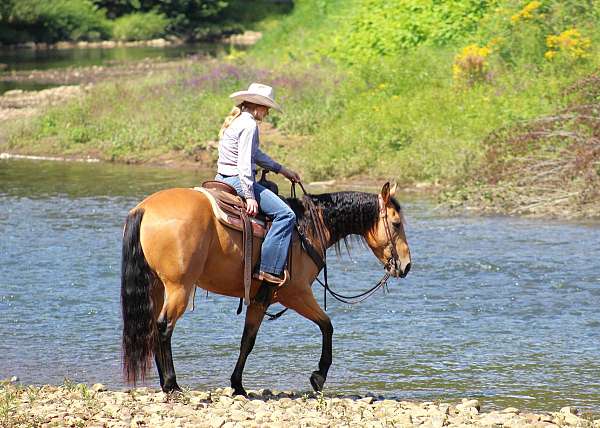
112, 11, 169, 41
0, 0, 111, 43
328, 0, 494, 64
452, 43, 493, 85
545, 28, 592, 61
510, 1, 542, 24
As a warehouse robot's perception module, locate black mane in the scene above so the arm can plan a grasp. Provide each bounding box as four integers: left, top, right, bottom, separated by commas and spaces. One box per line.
287, 191, 399, 251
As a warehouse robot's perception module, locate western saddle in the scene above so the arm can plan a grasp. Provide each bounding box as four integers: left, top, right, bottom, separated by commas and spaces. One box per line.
195, 180, 272, 307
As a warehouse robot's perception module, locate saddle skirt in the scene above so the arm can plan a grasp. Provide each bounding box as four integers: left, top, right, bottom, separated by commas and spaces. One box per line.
193, 181, 269, 239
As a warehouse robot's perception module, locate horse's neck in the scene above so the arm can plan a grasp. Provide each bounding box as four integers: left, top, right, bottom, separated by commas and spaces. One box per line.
314, 192, 378, 247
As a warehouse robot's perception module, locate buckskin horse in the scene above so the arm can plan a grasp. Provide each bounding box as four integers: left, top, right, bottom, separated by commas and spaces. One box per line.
121, 182, 411, 395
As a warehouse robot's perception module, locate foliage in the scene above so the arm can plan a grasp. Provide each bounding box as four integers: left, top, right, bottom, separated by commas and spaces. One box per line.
452, 43, 493, 85
443, 71, 600, 218
112, 11, 168, 41
510, 0, 541, 23
92, 0, 228, 22
545, 28, 592, 61
474, 0, 599, 67
5, 0, 600, 189
328, 0, 495, 64
0, 0, 111, 44
0, 0, 291, 44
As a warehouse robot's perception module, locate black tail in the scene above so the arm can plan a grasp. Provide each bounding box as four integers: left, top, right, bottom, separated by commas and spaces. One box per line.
121, 209, 156, 384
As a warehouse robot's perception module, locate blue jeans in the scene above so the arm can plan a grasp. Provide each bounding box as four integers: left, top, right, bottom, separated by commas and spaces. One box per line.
215, 174, 296, 275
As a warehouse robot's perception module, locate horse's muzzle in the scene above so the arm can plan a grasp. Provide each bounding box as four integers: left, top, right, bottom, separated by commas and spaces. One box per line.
386, 260, 411, 278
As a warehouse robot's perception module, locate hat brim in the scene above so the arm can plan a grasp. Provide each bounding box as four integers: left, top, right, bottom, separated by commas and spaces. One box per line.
229, 91, 282, 112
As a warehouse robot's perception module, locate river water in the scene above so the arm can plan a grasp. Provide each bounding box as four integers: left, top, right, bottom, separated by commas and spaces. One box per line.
1, 160, 599, 413
0, 43, 230, 94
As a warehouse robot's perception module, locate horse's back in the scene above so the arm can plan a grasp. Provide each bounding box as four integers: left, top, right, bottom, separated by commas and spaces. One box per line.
135, 187, 209, 219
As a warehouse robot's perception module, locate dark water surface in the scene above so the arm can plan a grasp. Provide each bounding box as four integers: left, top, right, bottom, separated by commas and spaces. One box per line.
1, 160, 599, 412
0, 43, 227, 72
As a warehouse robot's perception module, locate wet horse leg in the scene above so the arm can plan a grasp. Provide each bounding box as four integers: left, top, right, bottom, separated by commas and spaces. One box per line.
280, 290, 333, 391
155, 282, 191, 393
150, 281, 166, 389
230, 285, 274, 396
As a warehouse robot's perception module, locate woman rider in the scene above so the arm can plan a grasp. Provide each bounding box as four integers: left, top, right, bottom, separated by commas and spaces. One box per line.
215, 83, 301, 286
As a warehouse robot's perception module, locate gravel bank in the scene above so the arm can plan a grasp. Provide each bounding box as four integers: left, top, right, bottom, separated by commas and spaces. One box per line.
1, 382, 598, 428
0, 86, 84, 121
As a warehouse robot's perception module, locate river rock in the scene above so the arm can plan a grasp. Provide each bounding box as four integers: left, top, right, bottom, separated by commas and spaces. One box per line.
218, 396, 234, 407
221, 387, 235, 397
560, 406, 578, 415
456, 403, 479, 415
92, 383, 107, 392
230, 410, 250, 421
259, 388, 272, 398
359, 396, 375, 404
130, 414, 145, 427
210, 415, 226, 427
562, 412, 582, 426
502, 407, 520, 414
461, 398, 481, 410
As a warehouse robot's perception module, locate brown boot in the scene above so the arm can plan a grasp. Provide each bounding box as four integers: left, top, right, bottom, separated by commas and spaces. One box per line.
252, 269, 289, 286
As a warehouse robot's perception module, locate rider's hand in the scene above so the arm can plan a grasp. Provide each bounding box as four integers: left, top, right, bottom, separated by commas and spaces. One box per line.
246, 198, 259, 217
281, 167, 301, 183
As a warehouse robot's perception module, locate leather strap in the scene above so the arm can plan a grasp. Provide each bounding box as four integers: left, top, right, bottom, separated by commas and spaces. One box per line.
240, 207, 253, 305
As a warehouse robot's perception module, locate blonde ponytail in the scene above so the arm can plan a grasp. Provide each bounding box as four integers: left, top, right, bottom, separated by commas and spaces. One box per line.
219, 105, 243, 138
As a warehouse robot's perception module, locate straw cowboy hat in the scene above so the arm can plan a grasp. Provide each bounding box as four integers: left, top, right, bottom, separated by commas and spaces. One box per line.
229, 83, 282, 111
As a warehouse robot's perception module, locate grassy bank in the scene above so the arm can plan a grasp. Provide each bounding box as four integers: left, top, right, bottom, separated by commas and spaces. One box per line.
3, 0, 600, 196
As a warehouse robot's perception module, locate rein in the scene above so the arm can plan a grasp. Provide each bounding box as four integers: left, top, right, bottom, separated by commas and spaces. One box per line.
264, 181, 397, 320
290, 183, 393, 309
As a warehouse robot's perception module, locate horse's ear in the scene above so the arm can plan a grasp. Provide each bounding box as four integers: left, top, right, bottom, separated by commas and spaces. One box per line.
390, 182, 398, 197
381, 182, 391, 205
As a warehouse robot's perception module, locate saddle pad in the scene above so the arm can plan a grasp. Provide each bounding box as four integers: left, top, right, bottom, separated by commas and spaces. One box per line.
193, 187, 267, 239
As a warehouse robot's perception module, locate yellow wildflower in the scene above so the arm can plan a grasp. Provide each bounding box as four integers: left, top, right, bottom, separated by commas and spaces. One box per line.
545, 28, 591, 61
511, 1, 542, 24
453, 44, 492, 85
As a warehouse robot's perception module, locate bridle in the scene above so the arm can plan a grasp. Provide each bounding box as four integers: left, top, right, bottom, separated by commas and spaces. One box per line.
378, 194, 401, 274
264, 184, 400, 320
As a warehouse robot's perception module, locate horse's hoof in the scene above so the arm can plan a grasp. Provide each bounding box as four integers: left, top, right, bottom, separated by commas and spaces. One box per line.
309, 371, 325, 392
233, 386, 247, 397
163, 382, 182, 394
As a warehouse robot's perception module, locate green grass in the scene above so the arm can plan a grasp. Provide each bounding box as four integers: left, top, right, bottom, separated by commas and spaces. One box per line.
4, 0, 600, 186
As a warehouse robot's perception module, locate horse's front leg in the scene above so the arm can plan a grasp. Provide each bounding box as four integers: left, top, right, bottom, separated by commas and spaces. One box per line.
279, 289, 333, 392
230, 284, 273, 396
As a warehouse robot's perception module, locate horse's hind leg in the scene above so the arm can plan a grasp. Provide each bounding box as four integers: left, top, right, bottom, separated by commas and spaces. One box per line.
279, 289, 333, 392
154, 280, 191, 393
150, 282, 166, 388
230, 285, 274, 396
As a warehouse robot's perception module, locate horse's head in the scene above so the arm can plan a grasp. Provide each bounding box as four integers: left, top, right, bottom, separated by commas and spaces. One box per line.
365, 182, 411, 278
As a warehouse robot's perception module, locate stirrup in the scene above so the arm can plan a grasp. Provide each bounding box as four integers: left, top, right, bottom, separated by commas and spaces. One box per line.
253, 269, 289, 286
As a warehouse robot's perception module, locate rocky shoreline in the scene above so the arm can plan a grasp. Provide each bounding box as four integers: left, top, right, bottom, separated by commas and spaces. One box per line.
1, 382, 598, 428
0, 31, 261, 52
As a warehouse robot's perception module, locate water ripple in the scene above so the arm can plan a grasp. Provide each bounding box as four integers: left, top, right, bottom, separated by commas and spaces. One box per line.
1, 160, 599, 412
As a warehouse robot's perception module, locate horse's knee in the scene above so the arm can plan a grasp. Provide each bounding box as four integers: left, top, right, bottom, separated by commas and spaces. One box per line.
319, 318, 333, 336
156, 316, 172, 339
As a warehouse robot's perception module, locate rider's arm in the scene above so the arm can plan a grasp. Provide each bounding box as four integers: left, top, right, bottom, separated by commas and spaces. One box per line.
255, 149, 282, 173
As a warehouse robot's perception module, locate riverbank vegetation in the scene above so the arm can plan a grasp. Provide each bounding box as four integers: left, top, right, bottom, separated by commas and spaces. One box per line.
0, 0, 292, 45
2, 0, 600, 216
